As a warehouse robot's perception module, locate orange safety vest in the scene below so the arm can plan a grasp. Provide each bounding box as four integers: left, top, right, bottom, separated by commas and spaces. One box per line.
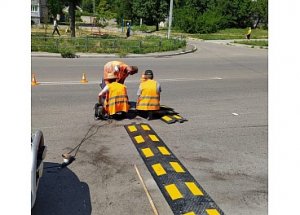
104, 61, 129, 85
136, 80, 160, 111
104, 82, 129, 115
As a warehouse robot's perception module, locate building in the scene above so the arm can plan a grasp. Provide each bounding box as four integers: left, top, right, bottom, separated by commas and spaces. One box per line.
31, 0, 49, 24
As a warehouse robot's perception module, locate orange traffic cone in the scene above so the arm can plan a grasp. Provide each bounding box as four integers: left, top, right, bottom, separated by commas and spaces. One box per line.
140, 71, 147, 82
81, 73, 88, 83
31, 74, 38, 85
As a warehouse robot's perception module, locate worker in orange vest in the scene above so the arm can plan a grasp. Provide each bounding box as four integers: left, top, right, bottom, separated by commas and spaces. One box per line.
100, 61, 138, 89
98, 73, 129, 117
136, 70, 161, 120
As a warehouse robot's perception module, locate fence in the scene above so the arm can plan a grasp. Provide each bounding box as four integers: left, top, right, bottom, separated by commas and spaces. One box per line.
31, 36, 186, 54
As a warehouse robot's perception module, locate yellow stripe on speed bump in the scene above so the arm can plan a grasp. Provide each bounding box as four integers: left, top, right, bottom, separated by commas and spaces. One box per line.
152, 163, 167, 176
162, 115, 173, 122
206, 209, 221, 215
170, 162, 185, 173
141, 124, 150, 130
128, 125, 137, 132
142, 148, 154, 158
185, 182, 204, 196
158, 146, 170, 155
134, 135, 145, 144
165, 184, 183, 200
173, 115, 183, 119
149, 134, 159, 142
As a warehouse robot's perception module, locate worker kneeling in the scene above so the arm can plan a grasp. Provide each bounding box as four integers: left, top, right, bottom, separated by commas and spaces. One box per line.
136, 70, 161, 120
97, 73, 129, 119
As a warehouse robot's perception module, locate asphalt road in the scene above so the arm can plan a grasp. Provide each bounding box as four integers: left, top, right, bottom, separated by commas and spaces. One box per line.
31, 40, 268, 215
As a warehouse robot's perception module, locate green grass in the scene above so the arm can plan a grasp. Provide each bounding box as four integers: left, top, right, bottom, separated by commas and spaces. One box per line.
132, 26, 268, 41
234, 40, 268, 47
185, 28, 268, 40
31, 34, 186, 55
31, 25, 268, 55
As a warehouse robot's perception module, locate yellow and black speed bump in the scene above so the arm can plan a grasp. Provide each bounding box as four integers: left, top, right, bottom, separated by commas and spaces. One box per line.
159, 105, 188, 124
124, 123, 224, 215
161, 114, 188, 124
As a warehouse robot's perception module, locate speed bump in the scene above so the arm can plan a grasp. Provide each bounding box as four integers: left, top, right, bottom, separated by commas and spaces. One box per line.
161, 114, 188, 124
158, 105, 188, 124
124, 123, 225, 215
161, 115, 176, 124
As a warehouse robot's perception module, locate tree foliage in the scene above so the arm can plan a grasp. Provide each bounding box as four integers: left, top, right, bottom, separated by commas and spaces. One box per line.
81, 0, 94, 13
113, 0, 134, 25
132, 0, 169, 31
172, 0, 266, 33
49, 0, 268, 36
96, 0, 116, 21
47, 0, 64, 18
252, 0, 268, 29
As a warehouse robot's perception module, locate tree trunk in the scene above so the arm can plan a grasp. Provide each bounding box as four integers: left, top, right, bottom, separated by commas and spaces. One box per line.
255, 17, 261, 29
69, 1, 76, 37
156, 22, 159, 31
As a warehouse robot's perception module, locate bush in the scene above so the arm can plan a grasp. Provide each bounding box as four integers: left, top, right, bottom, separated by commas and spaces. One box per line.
196, 11, 223, 34
135, 24, 148, 33
60, 48, 76, 58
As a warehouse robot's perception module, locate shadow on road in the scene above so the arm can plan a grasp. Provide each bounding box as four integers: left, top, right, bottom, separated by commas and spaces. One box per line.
32, 162, 92, 215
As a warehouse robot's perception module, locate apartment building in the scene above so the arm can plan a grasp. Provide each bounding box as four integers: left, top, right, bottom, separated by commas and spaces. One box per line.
31, 0, 49, 24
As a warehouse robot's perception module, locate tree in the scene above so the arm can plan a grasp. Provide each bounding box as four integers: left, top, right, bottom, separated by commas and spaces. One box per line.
113, 0, 134, 25
172, 6, 199, 33
96, 0, 116, 22
213, 0, 254, 28
173, 0, 211, 33
252, 0, 268, 29
132, 0, 169, 31
68, 0, 80, 37
81, 0, 93, 13
47, 0, 64, 18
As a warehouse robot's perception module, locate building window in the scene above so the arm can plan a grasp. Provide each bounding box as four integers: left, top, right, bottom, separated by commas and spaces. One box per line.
31, 5, 39, 12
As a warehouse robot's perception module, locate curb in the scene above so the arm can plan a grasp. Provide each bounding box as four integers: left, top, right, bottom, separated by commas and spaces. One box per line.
31, 43, 197, 58
227, 42, 268, 49
203, 39, 268, 49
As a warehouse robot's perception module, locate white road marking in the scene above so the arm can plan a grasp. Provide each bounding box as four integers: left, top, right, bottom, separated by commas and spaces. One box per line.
36, 77, 222, 85
158, 77, 222, 82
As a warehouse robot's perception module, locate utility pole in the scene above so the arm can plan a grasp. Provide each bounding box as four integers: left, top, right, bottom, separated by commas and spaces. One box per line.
167, 0, 174, 39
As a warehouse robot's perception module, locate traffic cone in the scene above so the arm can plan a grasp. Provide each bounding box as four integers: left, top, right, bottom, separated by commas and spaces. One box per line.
31, 74, 38, 85
140, 71, 147, 82
81, 73, 88, 83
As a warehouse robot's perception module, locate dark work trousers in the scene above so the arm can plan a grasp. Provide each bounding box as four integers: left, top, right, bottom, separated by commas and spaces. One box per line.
52, 26, 60, 36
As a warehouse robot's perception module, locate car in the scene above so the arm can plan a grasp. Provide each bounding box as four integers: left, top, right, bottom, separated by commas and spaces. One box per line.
31, 130, 47, 209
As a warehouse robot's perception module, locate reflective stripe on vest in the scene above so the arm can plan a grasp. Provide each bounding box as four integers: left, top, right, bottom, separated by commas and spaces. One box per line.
136, 80, 160, 111
104, 82, 129, 115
